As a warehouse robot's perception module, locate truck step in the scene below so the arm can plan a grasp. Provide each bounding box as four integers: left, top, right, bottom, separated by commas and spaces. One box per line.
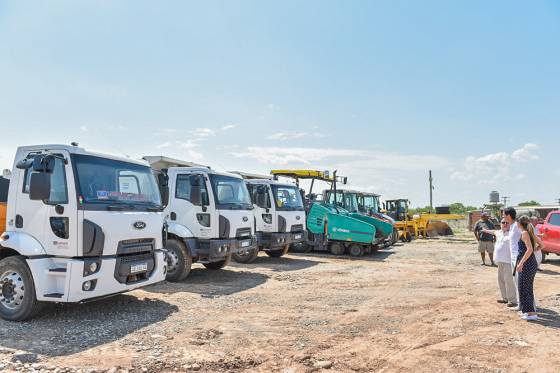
43, 293, 64, 299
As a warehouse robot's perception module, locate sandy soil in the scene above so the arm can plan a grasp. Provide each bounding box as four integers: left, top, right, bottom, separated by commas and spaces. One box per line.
1, 235, 559, 373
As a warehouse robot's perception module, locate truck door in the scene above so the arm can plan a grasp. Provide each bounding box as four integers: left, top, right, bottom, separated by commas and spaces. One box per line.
16, 151, 78, 257
172, 173, 214, 239
253, 184, 273, 233
543, 212, 560, 254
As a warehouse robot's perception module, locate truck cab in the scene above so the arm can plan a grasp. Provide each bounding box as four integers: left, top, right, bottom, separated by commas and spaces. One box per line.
145, 157, 257, 281
0, 145, 167, 321
233, 177, 306, 263
538, 211, 560, 256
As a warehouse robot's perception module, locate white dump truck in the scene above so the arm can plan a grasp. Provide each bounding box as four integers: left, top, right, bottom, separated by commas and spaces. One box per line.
144, 156, 257, 281
230, 172, 306, 263
0, 145, 167, 321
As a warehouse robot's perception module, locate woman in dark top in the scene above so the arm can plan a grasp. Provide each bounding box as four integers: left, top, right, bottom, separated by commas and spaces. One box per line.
515, 216, 539, 321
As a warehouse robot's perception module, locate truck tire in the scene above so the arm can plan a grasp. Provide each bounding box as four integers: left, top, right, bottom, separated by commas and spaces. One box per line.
232, 247, 259, 263
203, 254, 231, 270
265, 245, 290, 258
164, 239, 192, 282
329, 242, 345, 256
0, 256, 44, 321
348, 244, 363, 257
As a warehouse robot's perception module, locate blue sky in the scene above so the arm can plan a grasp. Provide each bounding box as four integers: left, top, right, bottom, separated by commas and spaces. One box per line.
0, 1, 559, 206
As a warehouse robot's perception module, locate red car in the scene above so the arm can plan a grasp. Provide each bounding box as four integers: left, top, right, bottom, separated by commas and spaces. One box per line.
537, 211, 560, 257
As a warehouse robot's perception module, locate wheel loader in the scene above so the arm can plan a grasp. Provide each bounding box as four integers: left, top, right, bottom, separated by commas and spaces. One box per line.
383, 199, 463, 241
270, 170, 378, 257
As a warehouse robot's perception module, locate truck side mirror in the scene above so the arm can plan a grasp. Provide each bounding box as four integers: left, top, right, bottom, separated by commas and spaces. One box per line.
190, 184, 202, 206
29, 172, 51, 201
158, 173, 169, 206
255, 186, 267, 208
32, 154, 56, 173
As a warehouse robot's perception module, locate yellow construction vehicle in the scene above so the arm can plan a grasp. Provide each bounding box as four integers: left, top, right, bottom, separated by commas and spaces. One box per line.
384, 199, 464, 242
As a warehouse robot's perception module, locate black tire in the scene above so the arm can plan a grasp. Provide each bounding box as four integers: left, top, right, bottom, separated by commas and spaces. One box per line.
164, 239, 192, 282
0, 256, 44, 321
329, 242, 345, 256
232, 247, 259, 263
265, 245, 290, 258
391, 229, 399, 245
203, 254, 231, 270
349, 244, 363, 257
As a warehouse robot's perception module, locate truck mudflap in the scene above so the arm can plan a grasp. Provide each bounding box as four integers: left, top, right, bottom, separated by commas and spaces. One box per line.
187, 236, 258, 263
257, 231, 306, 248
26, 250, 167, 303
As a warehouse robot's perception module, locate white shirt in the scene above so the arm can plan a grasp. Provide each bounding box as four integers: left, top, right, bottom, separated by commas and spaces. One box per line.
494, 230, 511, 263
508, 222, 522, 261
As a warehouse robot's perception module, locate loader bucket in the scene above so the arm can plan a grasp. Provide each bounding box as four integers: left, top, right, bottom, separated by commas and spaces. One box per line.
426, 221, 454, 237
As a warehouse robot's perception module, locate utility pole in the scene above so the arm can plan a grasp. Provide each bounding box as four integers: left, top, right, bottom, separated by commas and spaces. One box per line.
502, 196, 510, 207
429, 170, 434, 213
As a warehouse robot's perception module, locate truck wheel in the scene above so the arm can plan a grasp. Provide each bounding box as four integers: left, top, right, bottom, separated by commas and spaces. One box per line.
391, 229, 399, 245
329, 242, 345, 256
0, 256, 44, 321
266, 245, 290, 258
203, 254, 231, 270
165, 239, 192, 282
232, 247, 259, 263
349, 244, 363, 257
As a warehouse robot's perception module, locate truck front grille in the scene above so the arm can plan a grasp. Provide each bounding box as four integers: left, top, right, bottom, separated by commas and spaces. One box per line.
291, 224, 304, 232
117, 238, 155, 255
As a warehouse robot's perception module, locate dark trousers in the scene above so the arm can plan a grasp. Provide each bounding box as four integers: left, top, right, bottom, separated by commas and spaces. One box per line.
518, 255, 538, 313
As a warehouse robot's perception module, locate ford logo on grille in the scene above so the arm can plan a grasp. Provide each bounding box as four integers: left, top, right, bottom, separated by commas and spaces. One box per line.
133, 221, 146, 230
242, 216, 249, 222
296, 216, 301, 220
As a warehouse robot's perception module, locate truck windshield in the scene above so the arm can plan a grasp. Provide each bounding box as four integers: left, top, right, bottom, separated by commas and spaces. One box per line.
209, 174, 253, 210
72, 154, 162, 208
362, 196, 380, 213
271, 185, 304, 211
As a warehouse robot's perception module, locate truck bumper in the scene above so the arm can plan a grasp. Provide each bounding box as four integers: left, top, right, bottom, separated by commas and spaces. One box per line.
186, 236, 258, 263
257, 231, 306, 248
27, 250, 167, 303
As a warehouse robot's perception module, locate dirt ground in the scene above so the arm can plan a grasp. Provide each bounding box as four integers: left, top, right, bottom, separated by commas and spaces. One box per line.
1, 234, 560, 373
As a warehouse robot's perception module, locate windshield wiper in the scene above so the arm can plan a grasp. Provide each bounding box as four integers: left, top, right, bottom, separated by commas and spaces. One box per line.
106, 202, 136, 211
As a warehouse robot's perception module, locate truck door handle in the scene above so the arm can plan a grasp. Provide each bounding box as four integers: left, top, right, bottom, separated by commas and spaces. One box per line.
15, 215, 23, 228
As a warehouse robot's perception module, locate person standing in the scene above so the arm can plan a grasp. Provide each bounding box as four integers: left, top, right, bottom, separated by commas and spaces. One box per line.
503, 207, 522, 309
515, 216, 539, 321
474, 212, 496, 266
530, 216, 543, 270
482, 220, 516, 305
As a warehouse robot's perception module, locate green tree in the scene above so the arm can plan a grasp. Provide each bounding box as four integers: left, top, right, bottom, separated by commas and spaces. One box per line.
518, 200, 540, 206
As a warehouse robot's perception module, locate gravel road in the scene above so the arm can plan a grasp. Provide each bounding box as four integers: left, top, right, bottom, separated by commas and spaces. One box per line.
1, 236, 559, 373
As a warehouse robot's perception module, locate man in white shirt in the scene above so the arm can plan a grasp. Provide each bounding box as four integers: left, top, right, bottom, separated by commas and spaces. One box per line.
493, 220, 516, 305
503, 207, 521, 309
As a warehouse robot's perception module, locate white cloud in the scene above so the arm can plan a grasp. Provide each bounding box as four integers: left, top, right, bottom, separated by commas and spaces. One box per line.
450, 143, 539, 184
267, 132, 308, 141
79, 126, 88, 132
222, 124, 237, 131
511, 143, 539, 161
233, 146, 367, 165
190, 127, 216, 138
156, 142, 171, 149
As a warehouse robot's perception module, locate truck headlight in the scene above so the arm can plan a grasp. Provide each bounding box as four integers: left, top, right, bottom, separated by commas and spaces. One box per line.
262, 214, 272, 224
89, 262, 98, 273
